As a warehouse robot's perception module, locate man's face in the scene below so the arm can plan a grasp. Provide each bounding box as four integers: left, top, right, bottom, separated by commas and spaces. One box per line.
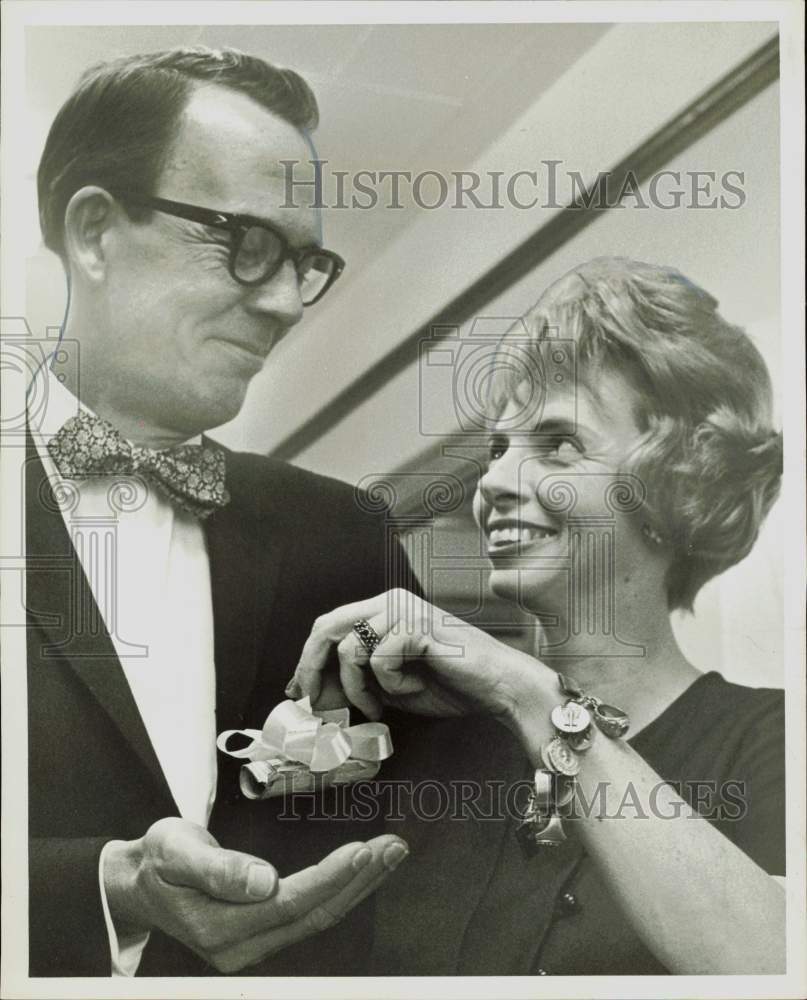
97, 85, 319, 437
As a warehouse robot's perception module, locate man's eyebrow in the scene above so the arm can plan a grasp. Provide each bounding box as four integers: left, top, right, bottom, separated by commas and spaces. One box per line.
234, 209, 323, 249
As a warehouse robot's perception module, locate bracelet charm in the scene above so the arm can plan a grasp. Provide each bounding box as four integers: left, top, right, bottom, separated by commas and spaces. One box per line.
541, 736, 581, 777
591, 702, 630, 739
516, 674, 630, 855
550, 701, 592, 734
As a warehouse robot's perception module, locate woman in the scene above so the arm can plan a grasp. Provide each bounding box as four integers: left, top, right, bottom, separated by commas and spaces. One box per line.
286, 258, 785, 975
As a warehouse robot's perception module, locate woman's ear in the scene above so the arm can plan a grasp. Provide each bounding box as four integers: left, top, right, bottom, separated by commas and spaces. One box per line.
62, 186, 118, 283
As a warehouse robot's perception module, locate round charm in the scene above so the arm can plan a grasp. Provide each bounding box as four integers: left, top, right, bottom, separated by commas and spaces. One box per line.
545, 736, 581, 776
540, 739, 558, 773
593, 703, 630, 739
551, 701, 592, 734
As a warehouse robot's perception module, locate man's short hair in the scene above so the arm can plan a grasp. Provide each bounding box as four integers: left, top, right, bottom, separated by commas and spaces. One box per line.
37, 45, 319, 260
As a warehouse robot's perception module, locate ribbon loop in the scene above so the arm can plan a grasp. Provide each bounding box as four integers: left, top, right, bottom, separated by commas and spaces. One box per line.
217, 698, 393, 800
346, 722, 394, 762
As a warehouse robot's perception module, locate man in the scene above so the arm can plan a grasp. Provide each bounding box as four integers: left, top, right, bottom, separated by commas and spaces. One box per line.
26, 47, 411, 977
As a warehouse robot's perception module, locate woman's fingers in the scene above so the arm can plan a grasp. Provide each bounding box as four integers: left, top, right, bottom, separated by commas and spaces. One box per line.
335, 630, 384, 719
367, 631, 430, 696
288, 590, 436, 712
291, 596, 386, 700
334, 610, 428, 716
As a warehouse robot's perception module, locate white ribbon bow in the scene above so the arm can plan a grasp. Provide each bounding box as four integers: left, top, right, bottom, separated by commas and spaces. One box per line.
216, 697, 393, 799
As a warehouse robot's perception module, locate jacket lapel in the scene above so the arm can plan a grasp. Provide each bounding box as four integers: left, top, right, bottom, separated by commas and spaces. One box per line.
203, 447, 287, 729
27, 430, 288, 802
25, 432, 176, 810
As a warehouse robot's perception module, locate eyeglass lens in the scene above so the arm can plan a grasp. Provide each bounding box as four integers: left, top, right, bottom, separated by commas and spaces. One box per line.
234, 225, 336, 303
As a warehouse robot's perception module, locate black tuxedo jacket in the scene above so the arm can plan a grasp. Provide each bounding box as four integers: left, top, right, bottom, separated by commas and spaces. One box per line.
25, 434, 416, 977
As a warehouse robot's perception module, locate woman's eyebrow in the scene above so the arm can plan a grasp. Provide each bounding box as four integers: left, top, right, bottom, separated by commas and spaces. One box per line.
528, 418, 590, 439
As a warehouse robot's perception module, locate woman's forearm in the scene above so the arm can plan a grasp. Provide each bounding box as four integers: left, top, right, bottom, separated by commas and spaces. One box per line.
516, 707, 785, 975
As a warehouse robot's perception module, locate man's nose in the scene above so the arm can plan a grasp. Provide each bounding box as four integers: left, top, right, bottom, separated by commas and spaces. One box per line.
244, 259, 304, 328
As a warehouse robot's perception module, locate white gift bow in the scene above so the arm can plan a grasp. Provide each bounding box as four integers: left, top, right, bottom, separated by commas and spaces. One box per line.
216, 697, 393, 799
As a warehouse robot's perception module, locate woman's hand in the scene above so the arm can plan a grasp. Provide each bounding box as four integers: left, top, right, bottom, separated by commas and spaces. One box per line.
287, 589, 554, 725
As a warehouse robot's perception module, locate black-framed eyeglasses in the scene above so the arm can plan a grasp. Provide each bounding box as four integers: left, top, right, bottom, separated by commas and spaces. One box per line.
114, 192, 345, 306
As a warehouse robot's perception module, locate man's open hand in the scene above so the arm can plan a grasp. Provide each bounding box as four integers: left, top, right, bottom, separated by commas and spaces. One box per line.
103, 817, 408, 973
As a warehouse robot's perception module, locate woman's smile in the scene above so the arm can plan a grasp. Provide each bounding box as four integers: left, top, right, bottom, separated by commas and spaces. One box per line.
486, 519, 560, 558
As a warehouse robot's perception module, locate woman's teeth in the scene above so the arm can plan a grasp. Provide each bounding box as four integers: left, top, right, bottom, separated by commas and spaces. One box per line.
489, 526, 555, 546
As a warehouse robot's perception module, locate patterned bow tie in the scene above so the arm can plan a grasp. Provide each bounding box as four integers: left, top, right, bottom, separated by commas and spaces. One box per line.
47, 410, 230, 519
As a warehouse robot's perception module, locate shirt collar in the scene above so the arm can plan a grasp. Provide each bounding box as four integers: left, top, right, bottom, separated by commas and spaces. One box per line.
32, 365, 86, 441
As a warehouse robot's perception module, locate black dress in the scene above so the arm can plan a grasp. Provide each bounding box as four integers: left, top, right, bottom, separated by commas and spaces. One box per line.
371, 672, 785, 975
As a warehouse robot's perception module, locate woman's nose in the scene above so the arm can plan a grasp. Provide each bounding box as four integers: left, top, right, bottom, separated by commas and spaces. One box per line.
478, 448, 532, 509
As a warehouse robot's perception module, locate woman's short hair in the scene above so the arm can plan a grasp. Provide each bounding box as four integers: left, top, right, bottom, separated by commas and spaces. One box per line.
489, 257, 783, 612
37, 46, 319, 260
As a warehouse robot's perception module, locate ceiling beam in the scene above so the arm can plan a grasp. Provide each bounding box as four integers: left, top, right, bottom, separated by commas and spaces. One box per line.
268, 34, 779, 463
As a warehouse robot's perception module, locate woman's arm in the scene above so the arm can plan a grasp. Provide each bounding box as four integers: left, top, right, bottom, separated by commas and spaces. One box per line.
290, 590, 786, 975
513, 691, 786, 975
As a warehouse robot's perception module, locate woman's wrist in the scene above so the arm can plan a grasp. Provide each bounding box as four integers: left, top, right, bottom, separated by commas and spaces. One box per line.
499, 665, 559, 765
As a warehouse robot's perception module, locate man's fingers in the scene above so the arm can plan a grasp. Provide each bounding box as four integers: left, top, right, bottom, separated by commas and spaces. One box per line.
208, 836, 409, 973
148, 819, 278, 903
200, 834, 407, 954
142, 823, 408, 966
266, 834, 406, 928
298, 837, 408, 924
212, 870, 390, 973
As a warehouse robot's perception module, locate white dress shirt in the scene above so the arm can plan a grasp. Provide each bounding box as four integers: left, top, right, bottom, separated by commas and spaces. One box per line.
32, 368, 218, 975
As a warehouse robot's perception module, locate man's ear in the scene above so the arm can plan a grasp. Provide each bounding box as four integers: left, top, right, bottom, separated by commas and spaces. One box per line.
62, 186, 120, 283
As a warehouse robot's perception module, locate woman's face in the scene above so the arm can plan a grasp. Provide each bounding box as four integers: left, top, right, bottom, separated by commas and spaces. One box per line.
472, 365, 655, 617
